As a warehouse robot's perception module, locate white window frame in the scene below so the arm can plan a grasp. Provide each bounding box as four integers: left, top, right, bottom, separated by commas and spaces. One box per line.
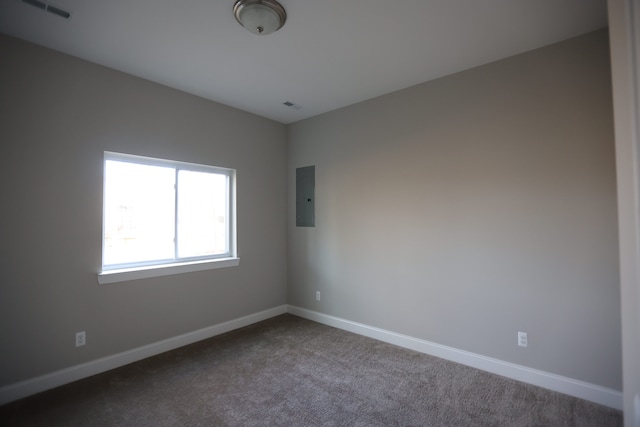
98, 152, 239, 284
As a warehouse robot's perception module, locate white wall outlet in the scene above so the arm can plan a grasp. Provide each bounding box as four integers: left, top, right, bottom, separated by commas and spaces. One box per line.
76, 331, 86, 347
316, 291, 321, 301
518, 331, 528, 348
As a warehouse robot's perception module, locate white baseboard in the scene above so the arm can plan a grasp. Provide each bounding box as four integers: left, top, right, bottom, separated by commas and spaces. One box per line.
286, 305, 623, 411
0, 304, 622, 411
0, 305, 287, 406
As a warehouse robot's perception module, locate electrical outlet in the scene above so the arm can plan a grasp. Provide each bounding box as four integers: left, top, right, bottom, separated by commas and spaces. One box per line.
76, 331, 86, 347
316, 291, 321, 301
518, 331, 528, 348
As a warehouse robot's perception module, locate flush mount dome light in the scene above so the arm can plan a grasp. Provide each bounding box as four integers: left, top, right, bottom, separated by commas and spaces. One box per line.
233, 0, 286, 35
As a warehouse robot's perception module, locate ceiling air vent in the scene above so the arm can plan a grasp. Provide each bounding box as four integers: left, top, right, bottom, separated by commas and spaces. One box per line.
283, 101, 301, 110
21, 0, 71, 19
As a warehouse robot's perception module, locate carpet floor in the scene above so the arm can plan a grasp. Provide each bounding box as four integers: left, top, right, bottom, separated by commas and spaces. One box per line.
0, 314, 622, 426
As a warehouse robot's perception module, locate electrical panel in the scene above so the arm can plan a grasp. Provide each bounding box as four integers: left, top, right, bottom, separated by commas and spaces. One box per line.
296, 166, 315, 227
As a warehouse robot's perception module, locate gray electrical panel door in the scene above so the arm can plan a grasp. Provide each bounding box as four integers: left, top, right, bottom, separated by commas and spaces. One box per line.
296, 166, 315, 227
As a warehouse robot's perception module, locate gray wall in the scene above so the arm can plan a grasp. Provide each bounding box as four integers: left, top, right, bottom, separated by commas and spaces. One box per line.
287, 30, 622, 390
0, 29, 622, 394
0, 34, 287, 386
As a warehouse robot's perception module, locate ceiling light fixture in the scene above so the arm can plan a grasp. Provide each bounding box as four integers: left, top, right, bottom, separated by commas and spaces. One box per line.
233, 0, 286, 36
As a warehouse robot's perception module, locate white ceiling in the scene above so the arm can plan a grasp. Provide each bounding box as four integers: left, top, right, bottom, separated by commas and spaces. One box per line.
0, 0, 608, 124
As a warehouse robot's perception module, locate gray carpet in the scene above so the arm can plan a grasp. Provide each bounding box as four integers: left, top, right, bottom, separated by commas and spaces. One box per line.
0, 314, 622, 426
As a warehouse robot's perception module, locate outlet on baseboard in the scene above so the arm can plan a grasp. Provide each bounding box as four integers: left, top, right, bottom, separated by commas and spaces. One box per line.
76, 331, 86, 347
518, 331, 528, 348
316, 291, 321, 301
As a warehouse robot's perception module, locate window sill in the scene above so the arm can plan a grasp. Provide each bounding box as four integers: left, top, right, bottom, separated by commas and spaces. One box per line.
97, 257, 240, 285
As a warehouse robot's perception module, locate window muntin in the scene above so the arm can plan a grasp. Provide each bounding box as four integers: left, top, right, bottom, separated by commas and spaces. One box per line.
102, 152, 235, 272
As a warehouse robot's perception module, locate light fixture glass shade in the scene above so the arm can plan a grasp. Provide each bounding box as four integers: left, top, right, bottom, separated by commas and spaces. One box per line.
234, 0, 286, 35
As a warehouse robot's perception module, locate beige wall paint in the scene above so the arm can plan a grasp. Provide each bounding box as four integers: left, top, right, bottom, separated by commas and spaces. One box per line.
0, 34, 287, 386
288, 30, 622, 390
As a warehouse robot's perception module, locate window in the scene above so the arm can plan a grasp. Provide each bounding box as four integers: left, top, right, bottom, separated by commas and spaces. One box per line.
98, 152, 238, 284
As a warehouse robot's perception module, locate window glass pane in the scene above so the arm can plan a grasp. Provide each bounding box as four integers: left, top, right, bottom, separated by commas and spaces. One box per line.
103, 160, 175, 266
177, 170, 228, 258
